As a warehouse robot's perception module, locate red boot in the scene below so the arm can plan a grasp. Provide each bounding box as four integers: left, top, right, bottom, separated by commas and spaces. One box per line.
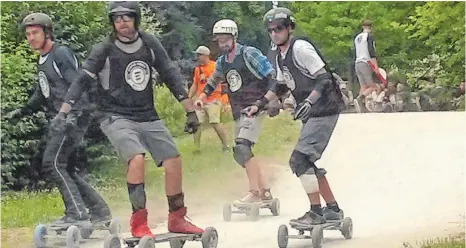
168, 207, 204, 234
130, 209, 155, 238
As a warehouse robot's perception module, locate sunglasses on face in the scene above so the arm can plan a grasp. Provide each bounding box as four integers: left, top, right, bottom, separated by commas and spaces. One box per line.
267, 25, 286, 34
111, 14, 134, 23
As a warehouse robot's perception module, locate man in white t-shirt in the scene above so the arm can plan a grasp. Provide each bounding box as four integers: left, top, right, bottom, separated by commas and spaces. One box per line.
244, 7, 346, 226
353, 20, 380, 113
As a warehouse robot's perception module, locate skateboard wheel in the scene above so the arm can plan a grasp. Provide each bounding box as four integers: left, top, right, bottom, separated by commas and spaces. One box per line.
66, 225, 81, 248
271, 198, 280, 216
109, 218, 121, 235
33, 224, 48, 248
169, 239, 185, 248
223, 203, 232, 222
80, 226, 92, 239
341, 217, 353, 239
138, 236, 155, 248
311, 225, 323, 248
103, 234, 121, 248
250, 205, 260, 221
277, 225, 288, 248
201, 227, 218, 248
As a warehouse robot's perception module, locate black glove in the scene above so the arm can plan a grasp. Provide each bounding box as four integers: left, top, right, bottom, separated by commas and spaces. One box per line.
293, 99, 313, 122
5, 109, 23, 125
184, 111, 199, 134
65, 112, 78, 130
50, 112, 67, 133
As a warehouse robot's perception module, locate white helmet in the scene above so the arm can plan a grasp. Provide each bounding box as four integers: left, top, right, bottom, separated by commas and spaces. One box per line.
212, 19, 238, 38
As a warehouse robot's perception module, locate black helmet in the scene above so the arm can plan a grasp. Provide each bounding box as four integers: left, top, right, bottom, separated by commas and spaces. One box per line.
263, 7, 295, 29
108, 1, 141, 28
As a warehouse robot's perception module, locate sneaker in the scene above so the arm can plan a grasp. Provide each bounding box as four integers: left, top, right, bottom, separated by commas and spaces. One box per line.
322, 207, 344, 220
354, 98, 364, 113
51, 215, 90, 226
260, 189, 273, 201
289, 210, 326, 226
233, 190, 262, 205
168, 207, 204, 234
130, 209, 154, 238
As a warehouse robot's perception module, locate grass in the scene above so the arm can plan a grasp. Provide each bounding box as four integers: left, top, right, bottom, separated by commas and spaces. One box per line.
404, 233, 465, 248
1, 112, 299, 247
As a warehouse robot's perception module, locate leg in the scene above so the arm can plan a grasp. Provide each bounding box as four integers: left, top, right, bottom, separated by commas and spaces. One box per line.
42, 130, 89, 223
206, 101, 229, 151
99, 117, 152, 238
140, 120, 203, 234
68, 113, 112, 223
193, 109, 206, 152
354, 62, 373, 113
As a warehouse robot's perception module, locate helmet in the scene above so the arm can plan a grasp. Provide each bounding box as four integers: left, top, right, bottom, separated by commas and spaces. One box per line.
263, 7, 295, 29
22, 13, 53, 30
212, 19, 238, 38
108, 1, 141, 28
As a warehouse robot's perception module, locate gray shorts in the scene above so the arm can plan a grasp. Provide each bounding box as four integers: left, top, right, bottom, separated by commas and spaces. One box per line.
233, 114, 265, 144
294, 114, 339, 164
100, 116, 179, 166
355, 61, 374, 85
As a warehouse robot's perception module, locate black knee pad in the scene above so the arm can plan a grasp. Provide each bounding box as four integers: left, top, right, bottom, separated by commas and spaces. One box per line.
233, 138, 254, 167
289, 150, 313, 177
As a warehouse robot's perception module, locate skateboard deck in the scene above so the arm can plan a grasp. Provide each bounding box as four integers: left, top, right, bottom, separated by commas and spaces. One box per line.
290, 219, 342, 231
124, 232, 200, 244
368, 60, 387, 86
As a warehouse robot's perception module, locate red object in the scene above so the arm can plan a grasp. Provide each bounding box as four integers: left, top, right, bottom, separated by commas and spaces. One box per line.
130, 209, 155, 238
368, 61, 387, 87
168, 207, 204, 234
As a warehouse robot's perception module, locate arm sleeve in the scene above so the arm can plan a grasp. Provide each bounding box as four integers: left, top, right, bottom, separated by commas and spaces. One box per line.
143, 34, 188, 101
367, 35, 376, 58
64, 42, 107, 106
22, 84, 46, 114
242, 46, 275, 79
54, 46, 79, 85
293, 40, 325, 76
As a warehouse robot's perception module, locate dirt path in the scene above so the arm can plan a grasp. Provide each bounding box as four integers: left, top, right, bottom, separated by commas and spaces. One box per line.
25, 112, 466, 248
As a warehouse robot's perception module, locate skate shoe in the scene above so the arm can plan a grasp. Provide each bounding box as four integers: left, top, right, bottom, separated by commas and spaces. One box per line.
233, 190, 262, 205
289, 210, 326, 226
130, 208, 154, 238
51, 214, 90, 226
90, 208, 112, 225
260, 189, 273, 201
354, 98, 364, 113
323, 206, 344, 220
168, 207, 204, 234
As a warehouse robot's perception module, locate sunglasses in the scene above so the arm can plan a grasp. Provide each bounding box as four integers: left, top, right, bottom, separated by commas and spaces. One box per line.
267, 25, 286, 34
111, 14, 134, 23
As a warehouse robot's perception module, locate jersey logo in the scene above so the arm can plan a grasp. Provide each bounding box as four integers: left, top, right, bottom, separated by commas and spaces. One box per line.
226, 69, 242, 92
125, 60, 150, 91
38, 71, 50, 98
282, 66, 296, 91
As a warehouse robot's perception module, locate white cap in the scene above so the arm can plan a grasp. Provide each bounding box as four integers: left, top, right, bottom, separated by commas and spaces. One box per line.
194, 46, 210, 56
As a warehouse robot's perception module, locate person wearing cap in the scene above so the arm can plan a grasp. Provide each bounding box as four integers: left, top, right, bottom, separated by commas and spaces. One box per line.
244, 7, 346, 226
353, 19, 380, 113
194, 19, 277, 205
4, 13, 112, 225
188, 46, 230, 153
52, 1, 205, 238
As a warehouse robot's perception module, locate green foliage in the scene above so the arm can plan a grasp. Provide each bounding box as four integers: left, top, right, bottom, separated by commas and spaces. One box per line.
152, 85, 187, 137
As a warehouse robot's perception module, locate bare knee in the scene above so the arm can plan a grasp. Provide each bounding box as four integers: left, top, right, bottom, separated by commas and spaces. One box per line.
162, 156, 182, 171
127, 154, 145, 183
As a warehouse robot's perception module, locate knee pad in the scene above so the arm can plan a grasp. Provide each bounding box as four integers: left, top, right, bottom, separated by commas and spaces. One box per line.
299, 168, 319, 194
315, 168, 327, 178
233, 138, 253, 167
289, 150, 313, 177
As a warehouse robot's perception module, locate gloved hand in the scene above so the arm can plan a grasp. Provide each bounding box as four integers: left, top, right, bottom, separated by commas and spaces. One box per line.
50, 112, 67, 133
293, 99, 312, 121
184, 111, 199, 134
4, 109, 23, 125
65, 112, 78, 130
